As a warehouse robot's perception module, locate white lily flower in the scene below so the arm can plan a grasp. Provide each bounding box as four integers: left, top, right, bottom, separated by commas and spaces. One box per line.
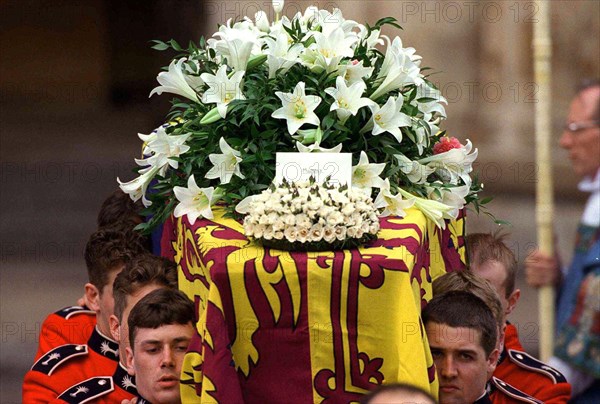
306, 8, 359, 38
371, 59, 421, 100
379, 36, 422, 74
149, 58, 200, 103
427, 184, 470, 220
418, 139, 478, 186
272, 82, 321, 135
209, 20, 260, 71
138, 123, 170, 155
182, 59, 205, 93
366, 96, 411, 143
352, 151, 386, 192
302, 27, 356, 73
357, 27, 384, 49
136, 126, 191, 176
395, 153, 434, 184
173, 175, 215, 223
201, 65, 246, 118
325, 76, 375, 123
373, 179, 415, 217
264, 33, 303, 78
296, 141, 342, 153
401, 45, 423, 67
371, 37, 422, 100
416, 83, 447, 121
337, 60, 374, 85
396, 187, 453, 229
296, 6, 319, 29
205, 137, 245, 184
298, 47, 319, 71
117, 165, 160, 208
297, 7, 333, 34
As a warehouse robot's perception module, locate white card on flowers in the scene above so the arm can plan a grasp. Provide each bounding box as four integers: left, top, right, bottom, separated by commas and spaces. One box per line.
275, 152, 352, 187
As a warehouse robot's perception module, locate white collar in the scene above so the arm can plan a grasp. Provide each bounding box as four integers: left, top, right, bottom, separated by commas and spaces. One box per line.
578, 168, 600, 193
579, 169, 600, 226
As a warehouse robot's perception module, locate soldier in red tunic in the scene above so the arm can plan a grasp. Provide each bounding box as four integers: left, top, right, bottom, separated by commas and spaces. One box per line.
433, 269, 569, 402
97, 253, 179, 403
467, 233, 571, 403
34, 253, 178, 404
32, 189, 148, 361
23, 227, 146, 402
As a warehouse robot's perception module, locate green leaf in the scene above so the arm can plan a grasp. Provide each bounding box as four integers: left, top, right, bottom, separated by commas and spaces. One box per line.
151, 40, 170, 51
169, 39, 182, 51
373, 17, 403, 30
479, 196, 494, 205
494, 219, 512, 226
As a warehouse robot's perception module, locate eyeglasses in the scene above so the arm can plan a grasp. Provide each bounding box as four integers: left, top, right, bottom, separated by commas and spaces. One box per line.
564, 120, 600, 132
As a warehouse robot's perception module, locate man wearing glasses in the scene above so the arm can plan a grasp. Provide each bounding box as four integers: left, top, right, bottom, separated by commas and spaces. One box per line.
526, 79, 600, 402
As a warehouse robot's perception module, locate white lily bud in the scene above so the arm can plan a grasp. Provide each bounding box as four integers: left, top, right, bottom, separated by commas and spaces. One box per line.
255, 10, 269, 32
272, 0, 284, 14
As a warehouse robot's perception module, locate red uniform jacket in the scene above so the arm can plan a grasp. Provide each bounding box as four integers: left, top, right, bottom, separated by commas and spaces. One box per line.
489, 376, 544, 403
23, 327, 119, 403
50, 362, 138, 403
34, 305, 96, 361
493, 323, 571, 403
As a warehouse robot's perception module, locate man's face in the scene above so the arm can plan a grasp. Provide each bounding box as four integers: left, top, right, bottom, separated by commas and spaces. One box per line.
426, 322, 498, 404
127, 322, 193, 404
559, 87, 600, 178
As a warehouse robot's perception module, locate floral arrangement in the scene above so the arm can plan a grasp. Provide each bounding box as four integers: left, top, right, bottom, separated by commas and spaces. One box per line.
242, 179, 380, 251
118, 1, 486, 235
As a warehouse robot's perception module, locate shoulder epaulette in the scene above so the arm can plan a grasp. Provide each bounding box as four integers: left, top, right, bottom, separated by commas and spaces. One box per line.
55, 305, 95, 320
491, 376, 544, 404
508, 349, 568, 383
57, 376, 114, 403
31, 344, 88, 375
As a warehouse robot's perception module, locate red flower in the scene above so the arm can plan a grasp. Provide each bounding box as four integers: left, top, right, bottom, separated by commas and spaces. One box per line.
433, 136, 462, 154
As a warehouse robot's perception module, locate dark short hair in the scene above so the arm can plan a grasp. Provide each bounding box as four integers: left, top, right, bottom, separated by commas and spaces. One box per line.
423, 291, 498, 356
113, 253, 178, 321
128, 288, 194, 349
97, 189, 144, 229
360, 383, 436, 404
84, 227, 147, 292
466, 232, 517, 297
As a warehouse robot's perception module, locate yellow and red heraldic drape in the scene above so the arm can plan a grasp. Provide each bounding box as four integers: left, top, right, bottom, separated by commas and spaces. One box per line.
161, 207, 466, 403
